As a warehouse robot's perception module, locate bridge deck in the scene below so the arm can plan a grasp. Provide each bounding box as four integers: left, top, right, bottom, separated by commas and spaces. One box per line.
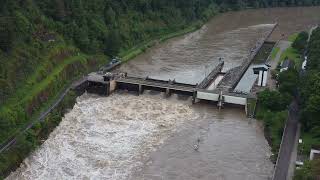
116, 77, 196, 92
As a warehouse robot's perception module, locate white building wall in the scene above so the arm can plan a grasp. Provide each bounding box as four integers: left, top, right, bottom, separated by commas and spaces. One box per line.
262, 71, 268, 87
258, 71, 263, 86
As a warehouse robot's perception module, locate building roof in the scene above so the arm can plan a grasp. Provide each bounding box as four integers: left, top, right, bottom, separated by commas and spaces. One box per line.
252, 64, 269, 74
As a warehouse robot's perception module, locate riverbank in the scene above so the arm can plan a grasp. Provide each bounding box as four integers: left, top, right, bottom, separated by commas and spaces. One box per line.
0, 17, 207, 180
255, 33, 302, 162
0, 90, 77, 179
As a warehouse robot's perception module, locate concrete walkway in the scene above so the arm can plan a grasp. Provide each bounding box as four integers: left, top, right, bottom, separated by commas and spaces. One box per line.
267, 40, 292, 89
287, 124, 301, 180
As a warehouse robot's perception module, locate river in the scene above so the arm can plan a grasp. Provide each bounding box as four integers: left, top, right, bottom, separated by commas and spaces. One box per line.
7, 7, 320, 180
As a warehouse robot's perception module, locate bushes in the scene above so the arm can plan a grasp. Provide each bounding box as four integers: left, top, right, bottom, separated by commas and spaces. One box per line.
256, 109, 287, 158
295, 159, 320, 180
278, 69, 299, 96
257, 89, 291, 160
292, 31, 308, 54
307, 27, 320, 71
258, 89, 292, 111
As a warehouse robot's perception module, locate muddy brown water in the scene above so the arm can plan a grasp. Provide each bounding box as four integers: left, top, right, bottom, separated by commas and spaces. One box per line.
7, 7, 320, 180
118, 7, 320, 85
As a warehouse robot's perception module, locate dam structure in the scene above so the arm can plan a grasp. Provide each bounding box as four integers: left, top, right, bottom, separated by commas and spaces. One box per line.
75, 23, 278, 117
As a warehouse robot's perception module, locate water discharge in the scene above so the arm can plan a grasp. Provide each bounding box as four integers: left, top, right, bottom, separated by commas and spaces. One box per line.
7, 93, 199, 180
7, 7, 320, 180
7, 93, 273, 180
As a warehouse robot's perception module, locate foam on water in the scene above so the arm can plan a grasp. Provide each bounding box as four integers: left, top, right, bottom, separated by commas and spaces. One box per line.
7, 93, 198, 180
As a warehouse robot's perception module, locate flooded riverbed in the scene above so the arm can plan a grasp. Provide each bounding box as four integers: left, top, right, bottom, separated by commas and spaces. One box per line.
7, 93, 273, 180
7, 7, 320, 180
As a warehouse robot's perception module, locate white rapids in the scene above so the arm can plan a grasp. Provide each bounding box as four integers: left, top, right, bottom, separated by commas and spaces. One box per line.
7, 93, 199, 180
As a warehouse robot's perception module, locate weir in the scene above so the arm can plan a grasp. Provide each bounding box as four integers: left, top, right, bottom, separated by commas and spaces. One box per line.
81, 71, 253, 116
74, 23, 279, 117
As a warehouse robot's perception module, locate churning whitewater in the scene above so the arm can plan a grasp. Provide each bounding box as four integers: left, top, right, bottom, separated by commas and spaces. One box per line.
7, 93, 199, 180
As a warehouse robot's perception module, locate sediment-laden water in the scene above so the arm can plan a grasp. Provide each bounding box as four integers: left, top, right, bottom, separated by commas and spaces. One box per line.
7, 93, 273, 180
7, 93, 199, 179
7, 7, 320, 180
118, 24, 273, 84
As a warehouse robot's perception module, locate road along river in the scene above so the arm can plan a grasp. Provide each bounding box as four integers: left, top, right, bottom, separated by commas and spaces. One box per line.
7, 7, 320, 180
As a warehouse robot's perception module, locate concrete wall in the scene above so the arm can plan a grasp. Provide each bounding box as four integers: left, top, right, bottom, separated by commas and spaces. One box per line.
197, 91, 219, 101
110, 80, 117, 93
310, 149, 320, 160
223, 95, 247, 105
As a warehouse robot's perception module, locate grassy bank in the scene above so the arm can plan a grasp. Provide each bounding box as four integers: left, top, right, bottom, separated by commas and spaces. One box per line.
271, 47, 280, 60
0, 48, 106, 141
0, 39, 107, 177
288, 33, 299, 42
0, 91, 78, 179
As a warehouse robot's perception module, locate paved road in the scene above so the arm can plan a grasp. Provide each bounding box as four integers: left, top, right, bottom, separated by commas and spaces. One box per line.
273, 101, 299, 180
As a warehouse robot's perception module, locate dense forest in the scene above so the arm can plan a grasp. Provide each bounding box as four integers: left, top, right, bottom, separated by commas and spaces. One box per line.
1, 0, 320, 178
294, 27, 320, 179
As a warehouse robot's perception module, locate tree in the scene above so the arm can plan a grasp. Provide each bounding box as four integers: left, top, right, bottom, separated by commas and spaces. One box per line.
292, 31, 308, 53
105, 30, 121, 56
278, 69, 299, 96
301, 95, 320, 131
0, 17, 14, 52
258, 89, 291, 111
104, 6, 116, 25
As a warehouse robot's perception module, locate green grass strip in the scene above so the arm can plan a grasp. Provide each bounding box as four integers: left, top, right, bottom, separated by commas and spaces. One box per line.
288, 33, 299, 42
279, 47, 301, 67
271, 47, 280, 60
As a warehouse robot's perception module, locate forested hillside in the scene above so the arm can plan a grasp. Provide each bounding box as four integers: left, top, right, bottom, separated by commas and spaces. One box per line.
1, 0, 320, 104
1, 0, 320, 178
